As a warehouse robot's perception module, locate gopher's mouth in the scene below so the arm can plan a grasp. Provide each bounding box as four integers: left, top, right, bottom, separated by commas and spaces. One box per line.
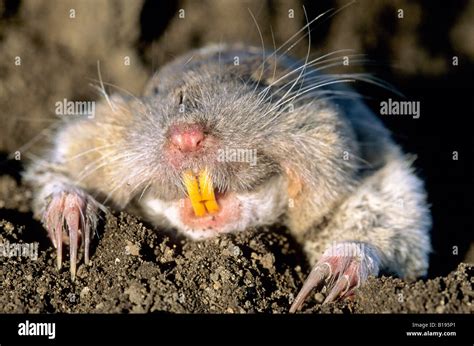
180, 169, 241, 230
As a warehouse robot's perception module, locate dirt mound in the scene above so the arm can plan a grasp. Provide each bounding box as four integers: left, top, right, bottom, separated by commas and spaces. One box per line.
0, 175, 472, 313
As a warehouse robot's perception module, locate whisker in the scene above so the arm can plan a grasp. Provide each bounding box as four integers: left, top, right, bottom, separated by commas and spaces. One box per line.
258, 50, 358, 98
63, 144, 117, 163
260, 7, 336, 68
8, 122, 61, 160
257, 1, 356, 77
247, 8, 266, 98
259, 78, 356, 129
75, 153, 132, 183
96, 60, 117, 113
265, 76, 356, 117
271, 5, 313, 116
90, 79, 158, 125
103, 160, 152, 205
270, 25, 277, 91
138, 180, 153, 201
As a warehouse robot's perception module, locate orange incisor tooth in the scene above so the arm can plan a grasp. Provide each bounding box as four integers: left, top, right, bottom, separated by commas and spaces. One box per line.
183, 169, 219, 217
183, 171, 207, 217
198, 170, 219, 214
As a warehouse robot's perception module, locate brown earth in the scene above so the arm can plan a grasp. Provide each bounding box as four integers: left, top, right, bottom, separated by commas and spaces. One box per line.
1, 174, 472, 314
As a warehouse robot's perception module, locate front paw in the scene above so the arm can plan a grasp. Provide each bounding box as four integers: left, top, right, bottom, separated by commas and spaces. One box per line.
42, 189, 103, 279
290, 242, 381, 312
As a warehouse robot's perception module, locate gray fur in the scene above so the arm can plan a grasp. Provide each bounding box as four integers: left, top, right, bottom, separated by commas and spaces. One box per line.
24, 44, 431, 282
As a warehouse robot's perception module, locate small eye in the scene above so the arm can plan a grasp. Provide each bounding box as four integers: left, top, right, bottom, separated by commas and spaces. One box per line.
178, 90, 184, 105
153, 86, 159, 95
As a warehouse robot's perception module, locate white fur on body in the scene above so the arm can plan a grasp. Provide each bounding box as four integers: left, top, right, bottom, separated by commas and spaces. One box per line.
302, 150, 431, 278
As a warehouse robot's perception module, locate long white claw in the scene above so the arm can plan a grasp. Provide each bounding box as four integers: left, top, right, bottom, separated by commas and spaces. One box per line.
323, 274, 350, 304
65, 195, 81, 281
289, 263, 330, 313
84, 222, 91, 265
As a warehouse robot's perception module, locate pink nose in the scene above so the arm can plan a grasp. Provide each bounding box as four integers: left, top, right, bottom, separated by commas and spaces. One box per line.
169, 123, 205, 152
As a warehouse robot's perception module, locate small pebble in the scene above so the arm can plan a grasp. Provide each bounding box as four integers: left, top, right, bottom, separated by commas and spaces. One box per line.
314, 292, 325, 304
80, 287, 90, 300
125, 241, 140, 256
